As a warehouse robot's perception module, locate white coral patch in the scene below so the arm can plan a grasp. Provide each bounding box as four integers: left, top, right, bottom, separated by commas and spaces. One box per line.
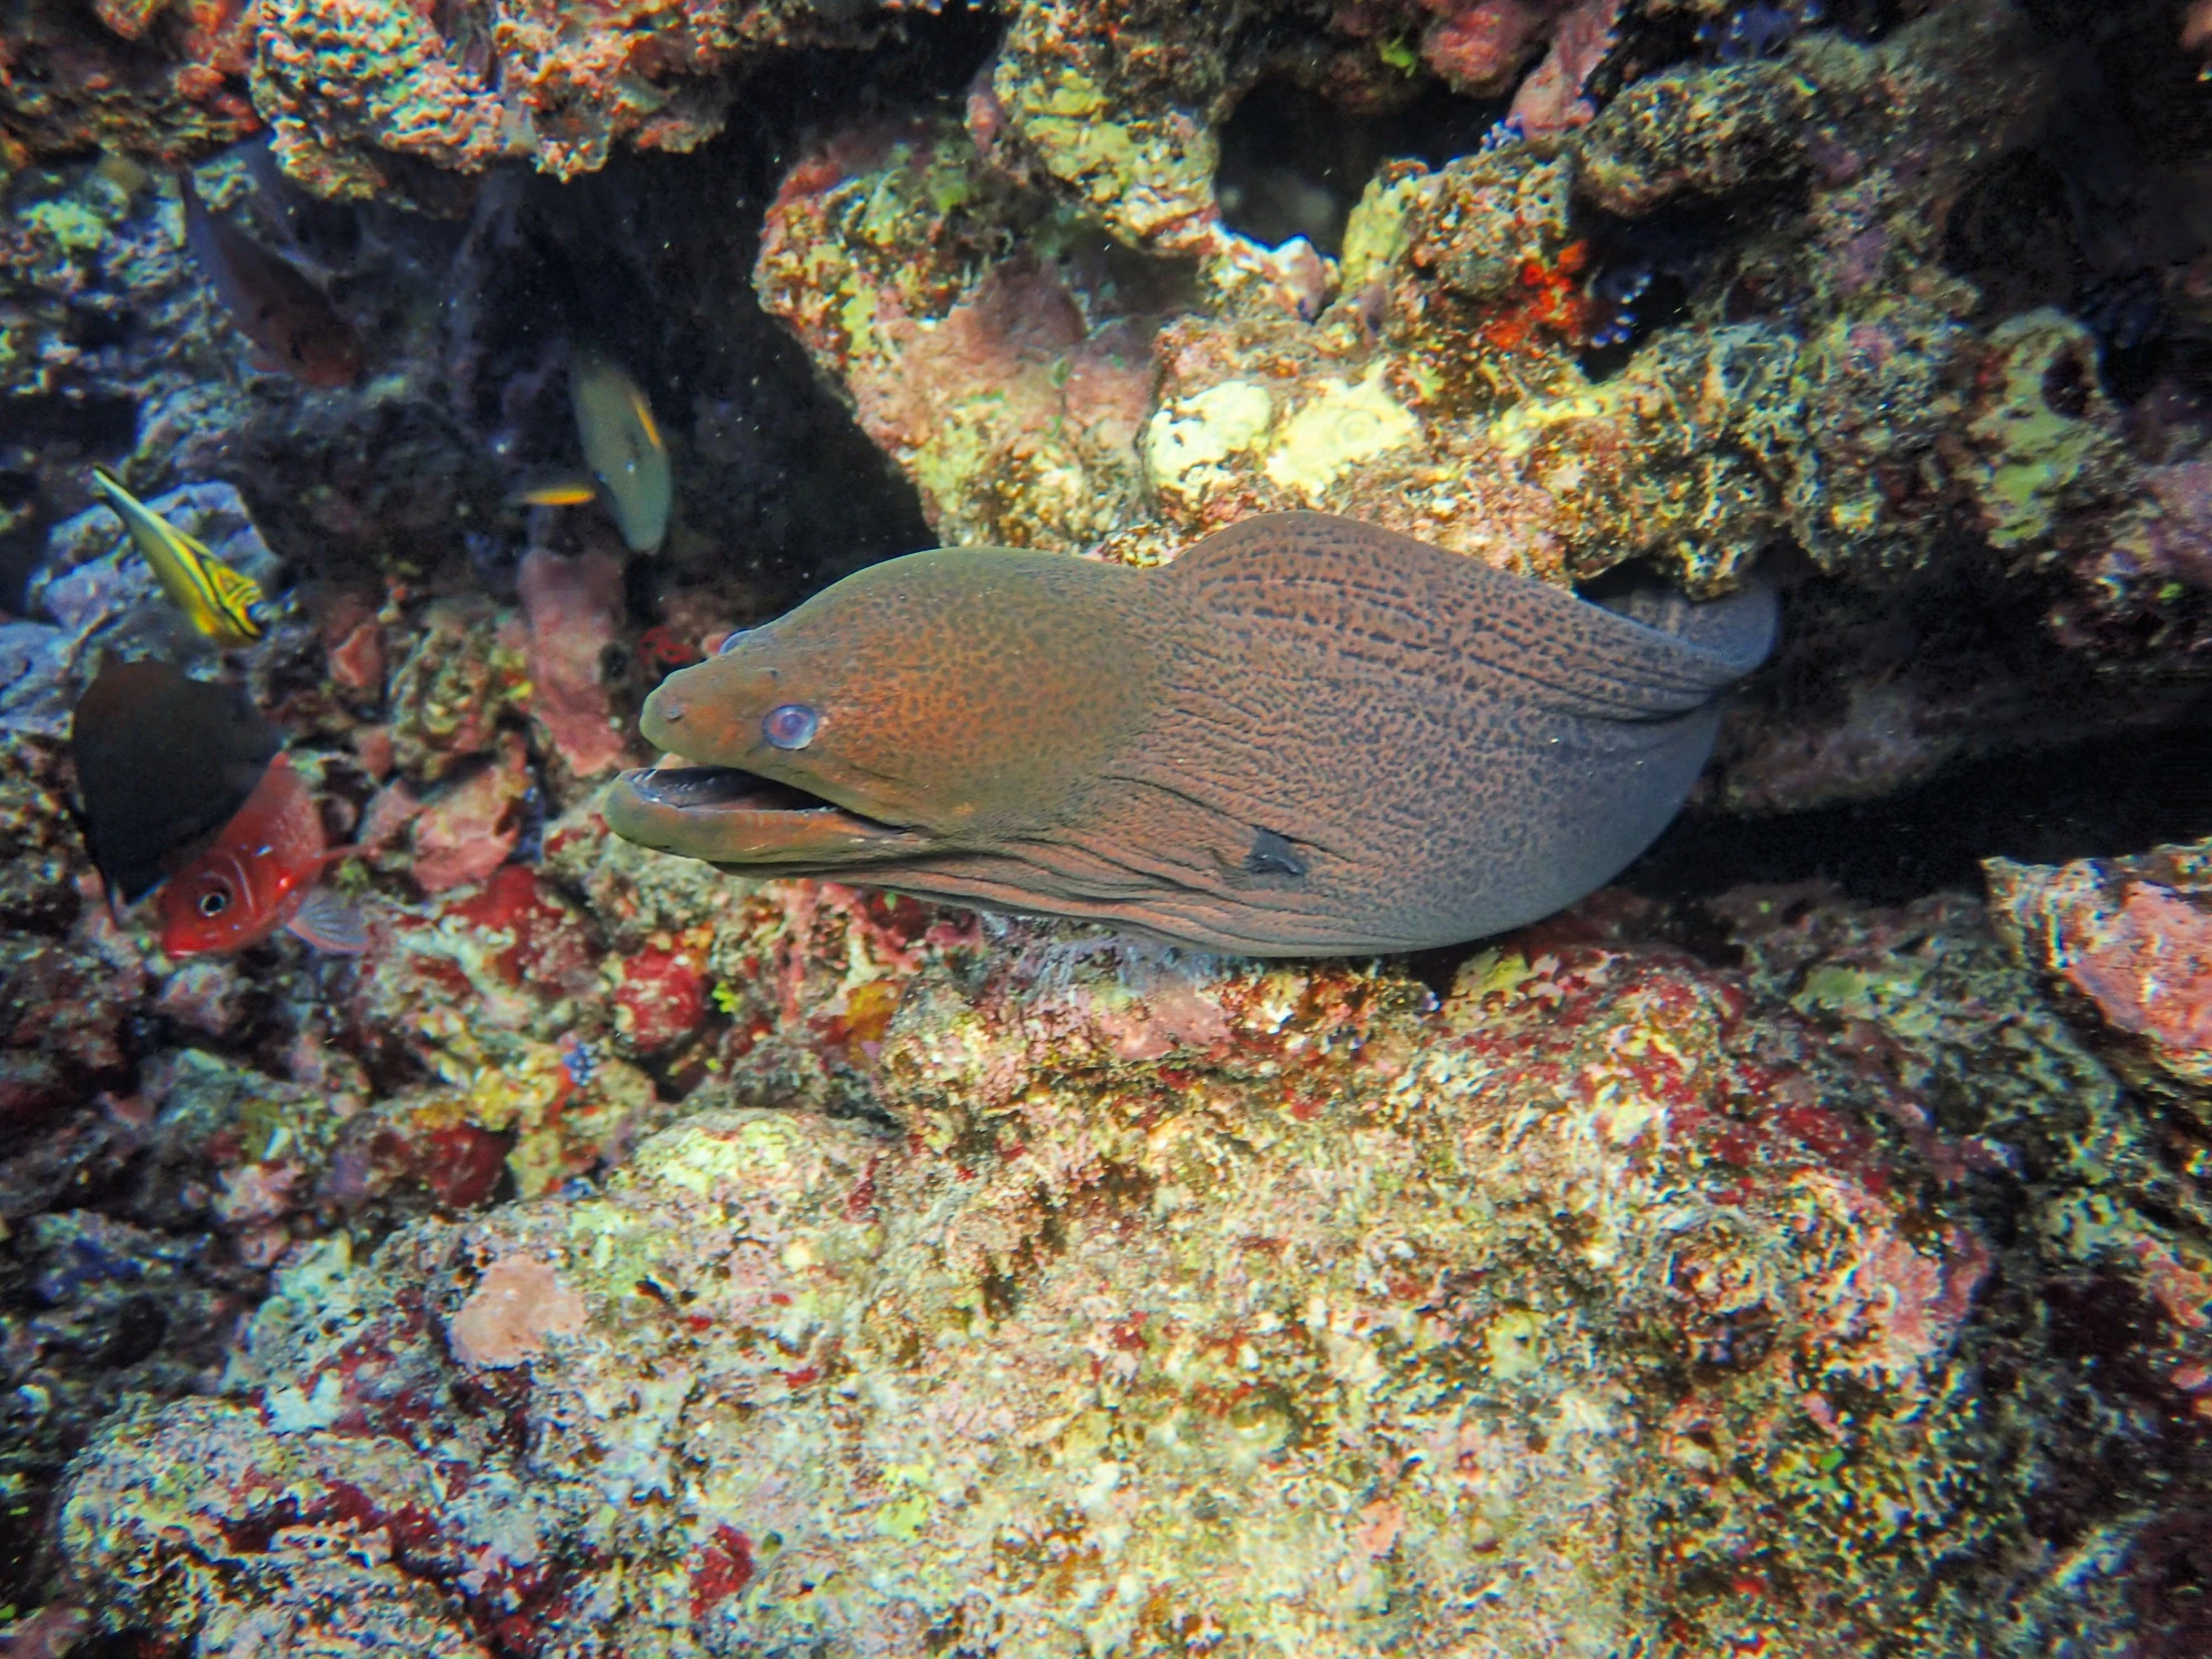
1264, 364, 1420, 500
1143, 380, 1275, 504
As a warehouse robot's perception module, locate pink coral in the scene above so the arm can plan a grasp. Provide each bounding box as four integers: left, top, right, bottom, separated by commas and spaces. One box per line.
447, 1254, 587, 1369
2063, 882, 2212, 1057
1988, 850, 2212, 1102
1506, 0, 1622, 135
1422, 0, 1622, 135
518, 548, 630, 781
1421, 0, 1559, 91
1986, 845, 2212, 1109
407, 730, 529, 894
610, 944, 709, 1056
756, 121, 1156, 549
323, 614, 386, 701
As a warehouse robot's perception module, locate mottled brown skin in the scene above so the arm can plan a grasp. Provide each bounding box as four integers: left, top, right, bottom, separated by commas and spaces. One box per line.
606, 512, 1775, 955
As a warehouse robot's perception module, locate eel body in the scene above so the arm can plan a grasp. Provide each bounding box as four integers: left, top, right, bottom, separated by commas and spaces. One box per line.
605, 512, 1776, 956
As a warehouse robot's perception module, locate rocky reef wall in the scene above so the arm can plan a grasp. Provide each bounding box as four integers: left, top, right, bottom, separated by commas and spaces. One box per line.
1, 0, 2211, 1654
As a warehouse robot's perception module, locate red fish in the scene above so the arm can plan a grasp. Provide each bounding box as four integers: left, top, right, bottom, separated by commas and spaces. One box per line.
178, 172, 363, 388
637, 623, 704, 674
157, 754, 368, 956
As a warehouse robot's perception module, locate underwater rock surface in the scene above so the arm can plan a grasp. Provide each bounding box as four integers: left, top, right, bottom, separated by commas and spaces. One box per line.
36, 887, 2212, 1655
1988, 834, 2212, 1118
25, 901, 2165, 1653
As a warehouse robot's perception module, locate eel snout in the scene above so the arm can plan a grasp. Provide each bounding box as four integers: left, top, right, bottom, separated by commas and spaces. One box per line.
605, 764, 924, 866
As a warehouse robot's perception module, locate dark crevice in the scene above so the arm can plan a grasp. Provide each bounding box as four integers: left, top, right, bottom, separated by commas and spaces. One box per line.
426, 4, 1003, 623
1943, 5, 2212, 408
1627, 713, 2212, 907
1572, 193, 1784, 373
0, 395, 140, 608
1215, 77, 1506, 256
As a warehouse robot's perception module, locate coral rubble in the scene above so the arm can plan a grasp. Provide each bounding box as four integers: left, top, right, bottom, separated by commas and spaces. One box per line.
4, 0, 2212, 1650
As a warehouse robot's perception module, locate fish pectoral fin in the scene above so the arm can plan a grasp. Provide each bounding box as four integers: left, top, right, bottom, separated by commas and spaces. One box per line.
287, 886, 369, 953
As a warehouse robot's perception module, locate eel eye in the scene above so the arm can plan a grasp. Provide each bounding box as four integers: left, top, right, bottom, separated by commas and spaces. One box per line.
198, 887, 232, 917
763, 703, 820, 751
714, 629, 749, 657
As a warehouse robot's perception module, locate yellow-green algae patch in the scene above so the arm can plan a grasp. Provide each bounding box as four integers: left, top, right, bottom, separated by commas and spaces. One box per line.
1337, 164, 1433, 294
1961, 309, 2129, 551
991, 43, 1219, 250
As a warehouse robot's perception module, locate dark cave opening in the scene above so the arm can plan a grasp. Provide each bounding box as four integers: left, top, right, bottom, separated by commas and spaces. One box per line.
446, 4, 1007, 628
0, 394, 139, 612
1214, 76, 1506, 256
1942, 0, 2212, 410
1626, 711, 2212, 910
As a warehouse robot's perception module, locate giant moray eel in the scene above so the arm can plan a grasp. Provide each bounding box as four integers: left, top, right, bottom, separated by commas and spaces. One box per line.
607, 511, 1776, 956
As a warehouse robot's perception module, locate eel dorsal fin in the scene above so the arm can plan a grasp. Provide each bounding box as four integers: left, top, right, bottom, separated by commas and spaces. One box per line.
1164, 511, 1774, 726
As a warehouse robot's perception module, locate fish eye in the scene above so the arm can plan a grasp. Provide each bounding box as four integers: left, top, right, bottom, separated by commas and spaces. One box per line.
197, 888, 231, 917
763, 703, 820, 751
713, 629, 749, 657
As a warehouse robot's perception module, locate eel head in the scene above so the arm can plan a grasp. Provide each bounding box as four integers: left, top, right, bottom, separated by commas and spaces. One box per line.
604, 633, 934, 869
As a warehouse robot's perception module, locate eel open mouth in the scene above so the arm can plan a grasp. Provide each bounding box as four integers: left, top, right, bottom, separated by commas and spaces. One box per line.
604, 765, 923, 866
624, 765, 822, 813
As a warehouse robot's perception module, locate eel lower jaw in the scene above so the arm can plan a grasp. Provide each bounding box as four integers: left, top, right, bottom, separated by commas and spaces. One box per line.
604, 765, 926, 866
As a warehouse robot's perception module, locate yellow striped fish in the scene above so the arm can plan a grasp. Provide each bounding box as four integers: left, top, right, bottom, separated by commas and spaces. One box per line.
90, 467, 274, 648
509, 474, 600, 508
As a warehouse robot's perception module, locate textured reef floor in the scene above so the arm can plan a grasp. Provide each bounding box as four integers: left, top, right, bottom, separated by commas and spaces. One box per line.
4, 0, 2212, 1655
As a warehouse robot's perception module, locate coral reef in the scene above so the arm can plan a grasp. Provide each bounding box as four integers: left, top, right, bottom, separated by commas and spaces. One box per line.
756, 117, 1168, 551
1986, 835, 2212, 1117
4, 0, 2212, 1650
1419, 0, 1625, 136
37, 886, 2212, 1655
248, 0, 932, 202
2, 924, 1953, 1646
0, 0, 258, 172
750, 0, 2212, 811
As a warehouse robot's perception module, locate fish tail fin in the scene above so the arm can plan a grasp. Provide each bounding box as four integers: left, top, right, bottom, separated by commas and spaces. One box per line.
287, 884, 369, 953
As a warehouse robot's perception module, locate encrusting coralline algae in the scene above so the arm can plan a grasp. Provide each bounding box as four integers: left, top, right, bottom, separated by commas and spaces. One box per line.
1, 0, 2211, 1653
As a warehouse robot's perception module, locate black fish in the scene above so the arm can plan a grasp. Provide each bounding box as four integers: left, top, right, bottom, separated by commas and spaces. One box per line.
70, 660, 280, 904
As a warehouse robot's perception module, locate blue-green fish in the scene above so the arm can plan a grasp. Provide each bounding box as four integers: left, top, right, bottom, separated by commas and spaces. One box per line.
571, 351, 671, 553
